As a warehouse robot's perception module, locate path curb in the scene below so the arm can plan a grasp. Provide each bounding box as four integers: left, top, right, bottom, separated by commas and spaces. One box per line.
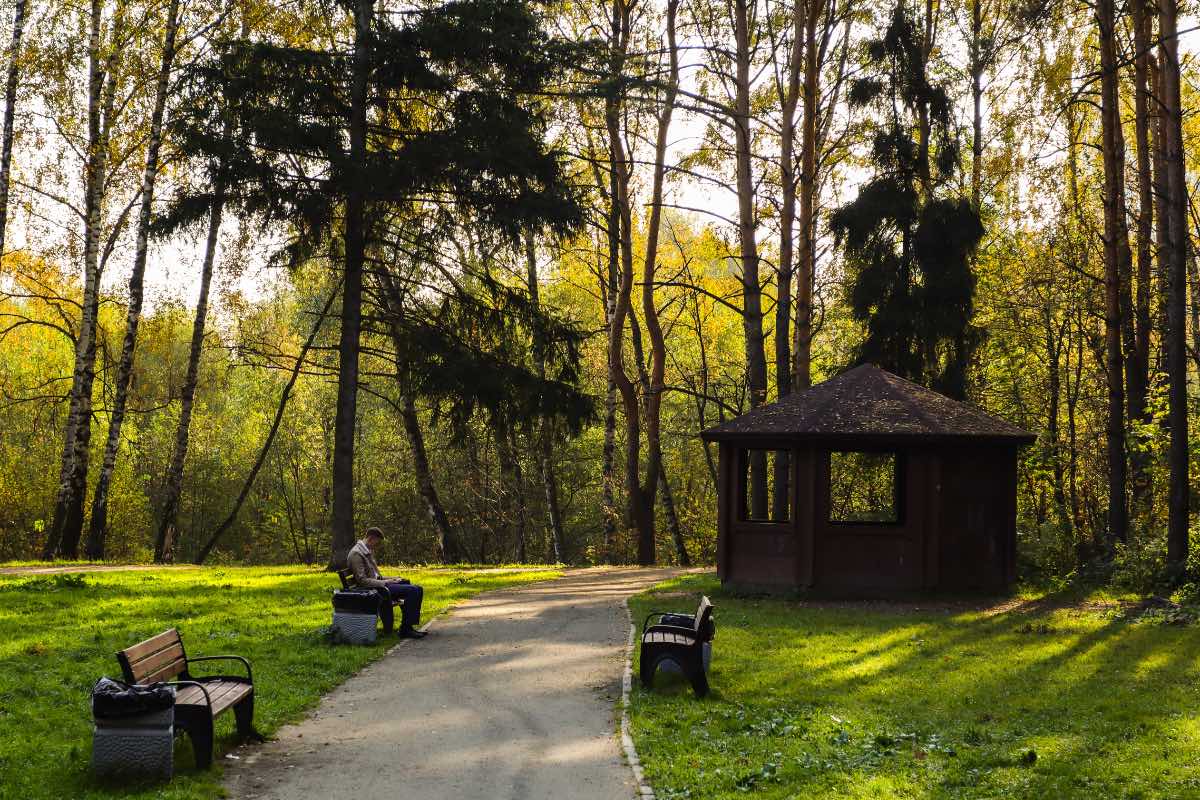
621, 597, 655, 800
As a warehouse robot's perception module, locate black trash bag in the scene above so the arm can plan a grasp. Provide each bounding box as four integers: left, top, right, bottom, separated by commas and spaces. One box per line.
91, 677, 175, 719
659, 613, 716, 641
332, 589, 381, 614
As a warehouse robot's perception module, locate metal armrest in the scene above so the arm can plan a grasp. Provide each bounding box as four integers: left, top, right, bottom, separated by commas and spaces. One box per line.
641, 610, 696, 634
641, 611, 672, 634
188, 655, 253, 684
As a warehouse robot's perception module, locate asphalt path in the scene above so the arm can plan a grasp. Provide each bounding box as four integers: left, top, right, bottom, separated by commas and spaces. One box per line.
224, 567, 676, 800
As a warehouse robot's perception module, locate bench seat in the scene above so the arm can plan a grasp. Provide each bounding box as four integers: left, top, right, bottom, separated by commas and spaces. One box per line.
174, 680, 252, 716
642, 630, 699, 646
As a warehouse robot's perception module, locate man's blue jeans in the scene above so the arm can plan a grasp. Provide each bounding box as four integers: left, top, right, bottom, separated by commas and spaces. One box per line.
379, 581, 423, 632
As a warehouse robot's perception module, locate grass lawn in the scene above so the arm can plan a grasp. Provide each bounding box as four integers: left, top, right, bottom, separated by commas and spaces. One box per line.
629, 574, 1200, 800
0, 564, 560, 800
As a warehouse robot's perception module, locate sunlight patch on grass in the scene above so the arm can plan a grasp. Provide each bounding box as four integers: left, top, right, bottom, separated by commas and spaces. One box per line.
0, 564, 560, 800
628, 573, 1200, 800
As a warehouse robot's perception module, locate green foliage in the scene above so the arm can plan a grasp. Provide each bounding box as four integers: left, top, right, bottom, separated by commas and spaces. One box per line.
630, 573, 1200, 799
832, 3, 984, 399
0, 564, 559, 799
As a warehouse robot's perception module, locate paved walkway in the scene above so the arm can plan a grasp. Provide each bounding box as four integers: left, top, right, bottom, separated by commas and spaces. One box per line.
225, 567, 676, 800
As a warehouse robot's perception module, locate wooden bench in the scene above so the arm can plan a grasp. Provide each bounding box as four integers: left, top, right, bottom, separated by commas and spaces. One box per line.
639, 595, 715, 698
116, 628, 258, 769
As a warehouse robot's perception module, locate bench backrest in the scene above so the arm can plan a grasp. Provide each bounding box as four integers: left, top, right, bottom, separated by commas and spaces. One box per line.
337, 568, 354, 590
117, 628, 187, 684
694, 596, 713, 634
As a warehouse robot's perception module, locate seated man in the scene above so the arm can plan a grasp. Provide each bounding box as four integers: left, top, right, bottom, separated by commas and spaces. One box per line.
347, 527, 426, 638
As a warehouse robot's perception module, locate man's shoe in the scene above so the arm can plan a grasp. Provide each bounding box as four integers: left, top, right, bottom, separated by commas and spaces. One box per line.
399, 627, 427, 639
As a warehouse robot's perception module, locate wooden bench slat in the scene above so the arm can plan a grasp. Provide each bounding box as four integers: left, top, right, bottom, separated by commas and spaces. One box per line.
127, 642, 186, 682
139, 658, 188, 684
209, 683, 252, 716
174, 685, 207, 706
644, 631, 696, 645
120, 629, 182, 664
173, 680, 252, 715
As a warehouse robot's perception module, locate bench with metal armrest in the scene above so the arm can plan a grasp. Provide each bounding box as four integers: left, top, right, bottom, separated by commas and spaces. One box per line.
639, 595, 715, 698
115, 628, 260, 769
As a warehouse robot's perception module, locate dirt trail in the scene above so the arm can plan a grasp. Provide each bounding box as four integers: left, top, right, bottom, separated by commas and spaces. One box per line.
224, 567, 676, 800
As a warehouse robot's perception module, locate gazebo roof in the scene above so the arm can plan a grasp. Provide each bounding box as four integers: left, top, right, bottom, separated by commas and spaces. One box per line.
701, 364, 1035, 444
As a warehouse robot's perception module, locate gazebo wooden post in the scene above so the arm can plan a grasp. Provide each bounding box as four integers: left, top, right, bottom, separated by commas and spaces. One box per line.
794, 445, 815, 587
716, 443, 732, 581
922, 450, 941, 589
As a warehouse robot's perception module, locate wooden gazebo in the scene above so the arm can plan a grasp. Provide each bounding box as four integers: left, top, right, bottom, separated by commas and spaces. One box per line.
701, 364, 1035, 595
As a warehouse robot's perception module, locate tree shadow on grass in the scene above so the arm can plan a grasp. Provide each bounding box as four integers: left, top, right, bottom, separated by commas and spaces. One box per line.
629, 575, 1200, 799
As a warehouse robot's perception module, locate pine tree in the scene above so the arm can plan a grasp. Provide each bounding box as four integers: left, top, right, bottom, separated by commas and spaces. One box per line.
830, 3, 984, 397
159, 0, 584, 567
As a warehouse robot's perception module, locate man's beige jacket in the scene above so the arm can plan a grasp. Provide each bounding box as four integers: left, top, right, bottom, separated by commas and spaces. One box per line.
347, 540, 388, 589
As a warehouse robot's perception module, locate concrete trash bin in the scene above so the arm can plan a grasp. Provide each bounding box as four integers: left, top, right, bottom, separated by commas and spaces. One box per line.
332, 589, 381, 644
91, 682, 175, 780
332, 610, 378, 644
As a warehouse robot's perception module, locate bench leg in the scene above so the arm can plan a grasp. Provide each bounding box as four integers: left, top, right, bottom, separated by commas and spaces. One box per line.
185, 717, 215, 770
686, 660, 709, 698
234, 693, 262, 741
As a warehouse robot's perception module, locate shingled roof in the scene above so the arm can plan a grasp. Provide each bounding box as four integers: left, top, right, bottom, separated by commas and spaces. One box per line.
701, 364, 1034, 444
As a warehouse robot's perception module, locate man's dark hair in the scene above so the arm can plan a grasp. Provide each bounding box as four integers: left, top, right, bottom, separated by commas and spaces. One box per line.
364, 527, 384, 540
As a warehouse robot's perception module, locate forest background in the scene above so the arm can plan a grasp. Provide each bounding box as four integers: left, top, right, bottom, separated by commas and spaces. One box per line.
0, 0, 1196, 592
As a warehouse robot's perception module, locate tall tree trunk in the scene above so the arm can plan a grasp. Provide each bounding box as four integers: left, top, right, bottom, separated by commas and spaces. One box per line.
1151, 55, 1171, 366
0, 0, 26, 257
147, 9, 248, 564
733, 0, 769, 519
634, 0, 679, 565
606, 0, 655, 565
1045, 307, 1071, 536
772, 0, 802, 521
195, 287, 338, 563
329, 0, 373, 570
525, 236, 564, 562
400, 393, 462, 562
44, 0, 123, 559
151, 168, 223, 563
1097, 0, 1129, 550
1188, 247, 1200, 377
1159, 0, 1189, 574
792, 0, 823, 393
1129, 0, 1153, 422
89, 0, 180, 561
498, 423, 529, 563
659, 461, 690, 566
969, 0, 983, 209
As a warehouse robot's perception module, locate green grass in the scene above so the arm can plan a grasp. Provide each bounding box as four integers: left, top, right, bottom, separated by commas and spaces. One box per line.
0, 564, 560, 799
629, 574, 1200, 800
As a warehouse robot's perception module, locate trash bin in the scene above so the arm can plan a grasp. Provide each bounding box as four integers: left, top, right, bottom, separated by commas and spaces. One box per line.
332, 589, 381, 644
91, 678, 175, 780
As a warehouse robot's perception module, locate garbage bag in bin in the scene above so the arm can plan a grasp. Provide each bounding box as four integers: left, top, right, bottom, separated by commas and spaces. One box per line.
91, 678, 175, 720
332, 589, 381, 614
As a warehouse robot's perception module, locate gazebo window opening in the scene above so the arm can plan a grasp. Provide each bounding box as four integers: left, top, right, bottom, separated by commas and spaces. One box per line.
828, 450, 900, 524
738, 449, 790, 522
